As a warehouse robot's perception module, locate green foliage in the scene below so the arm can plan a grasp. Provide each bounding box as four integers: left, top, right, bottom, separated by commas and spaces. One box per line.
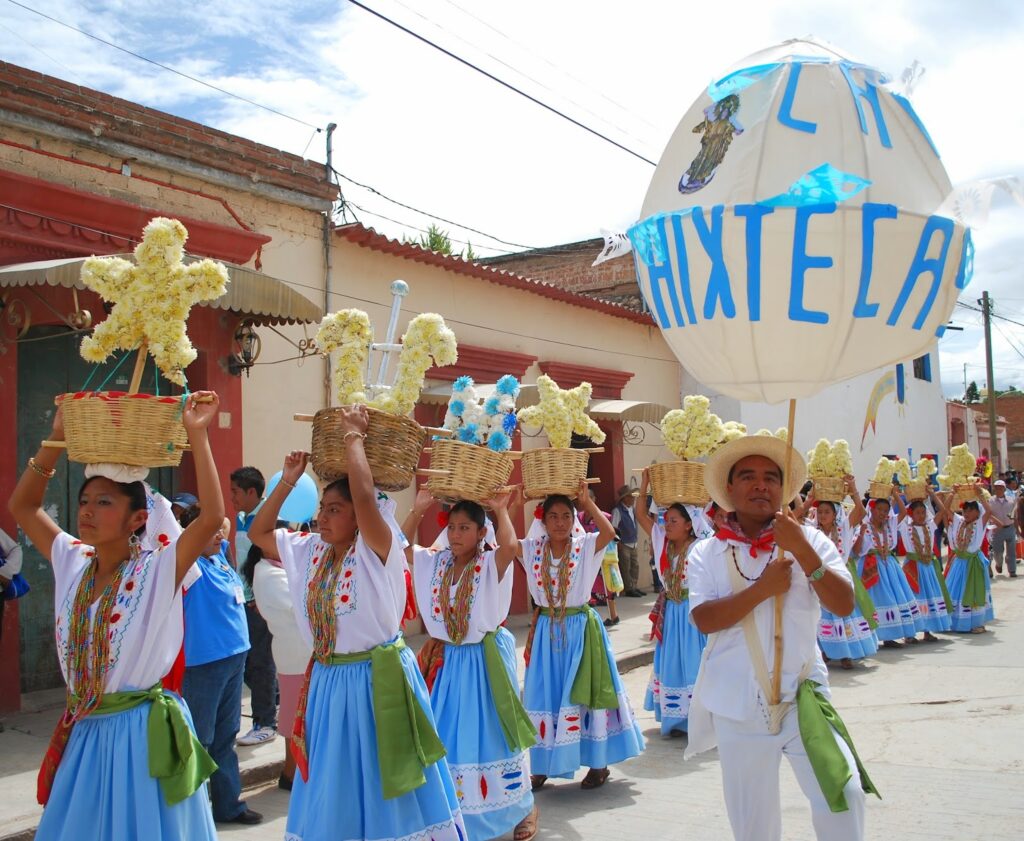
402, 224, 476, 261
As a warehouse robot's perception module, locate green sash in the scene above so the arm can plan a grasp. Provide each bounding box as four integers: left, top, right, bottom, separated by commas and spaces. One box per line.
846, 558, 878, 630
327, 637, 446, 799
907, 553, 954, 614
96, 684, 216, 806
955, 550, 987, 608
796, 680, 880, 813
480, 632, 538, 753
541, 605, 619, 711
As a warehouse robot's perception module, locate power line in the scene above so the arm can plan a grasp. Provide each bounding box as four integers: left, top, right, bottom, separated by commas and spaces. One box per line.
344, 0, 658, 167
4, 0, 323, 132
993, 321, 1024, 362
958, 299, 1024, 330
345, 201, 508, 255
333, 168, 537, 250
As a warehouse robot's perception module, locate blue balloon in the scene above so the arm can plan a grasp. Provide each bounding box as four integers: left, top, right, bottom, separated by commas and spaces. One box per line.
265, 471, 319, 524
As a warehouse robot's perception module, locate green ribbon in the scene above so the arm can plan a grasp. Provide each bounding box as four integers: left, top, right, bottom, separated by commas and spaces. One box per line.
955, 550, 987, 608
796, 680, 880, 813
480, 632, 538, 753
541, 606, 619, 711
327, 637, 446, 799
93, 684, 216, 806
846, 558, 878, 631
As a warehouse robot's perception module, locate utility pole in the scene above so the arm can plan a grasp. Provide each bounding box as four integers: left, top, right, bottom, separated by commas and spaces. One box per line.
981, 291, 1001, 474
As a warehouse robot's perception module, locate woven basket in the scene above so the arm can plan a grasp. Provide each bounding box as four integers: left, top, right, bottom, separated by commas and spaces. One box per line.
813, 476, 846, 503
521, 448, 590, 499
57, 391, 187, 467
905, 480, 929, 501
867, 480, 892, 500
427, 439, 514, 503
648, 461, 708, 507
310, 406, 426, 491
953, 483, 981, 506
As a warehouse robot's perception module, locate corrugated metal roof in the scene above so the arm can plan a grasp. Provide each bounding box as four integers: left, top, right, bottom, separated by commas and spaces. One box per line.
0, 254, 323, 325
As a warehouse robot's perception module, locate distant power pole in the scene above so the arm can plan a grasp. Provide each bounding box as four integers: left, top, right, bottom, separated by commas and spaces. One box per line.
981, 291, 1001, 474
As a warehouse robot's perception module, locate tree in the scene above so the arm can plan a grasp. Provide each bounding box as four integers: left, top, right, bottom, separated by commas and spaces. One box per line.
403, 224, 476, 261
965, 381, 981, 403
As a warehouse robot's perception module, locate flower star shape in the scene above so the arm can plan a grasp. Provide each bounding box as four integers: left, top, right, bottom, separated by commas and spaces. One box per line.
79, 217, 229, 386
516, 374, 606, 449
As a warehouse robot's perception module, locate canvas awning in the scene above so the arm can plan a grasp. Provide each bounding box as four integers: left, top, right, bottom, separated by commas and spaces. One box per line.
0, 254, 323, 325
588, 399, 671, 424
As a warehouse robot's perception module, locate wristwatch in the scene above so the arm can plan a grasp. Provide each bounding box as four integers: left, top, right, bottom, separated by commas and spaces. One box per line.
807, 565, 826, 582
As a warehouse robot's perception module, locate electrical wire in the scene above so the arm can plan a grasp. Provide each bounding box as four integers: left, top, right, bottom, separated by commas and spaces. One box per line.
4, 0, 323, 132
345, 202, 508, 255
344, 0, 658, 167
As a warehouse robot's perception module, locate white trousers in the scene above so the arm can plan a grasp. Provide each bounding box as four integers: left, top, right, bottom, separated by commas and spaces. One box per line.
713, 706, 865, 841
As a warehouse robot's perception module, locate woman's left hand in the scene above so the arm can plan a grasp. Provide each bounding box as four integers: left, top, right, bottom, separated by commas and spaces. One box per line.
485, 488, 515, 511
182, 391, 219, 431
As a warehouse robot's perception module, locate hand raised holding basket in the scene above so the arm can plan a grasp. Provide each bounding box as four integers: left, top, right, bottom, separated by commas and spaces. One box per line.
181, 391, 220, 432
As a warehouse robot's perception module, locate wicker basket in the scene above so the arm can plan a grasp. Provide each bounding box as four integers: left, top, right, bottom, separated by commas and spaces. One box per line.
310, 406, 426, 491
905, 480, 929, 501
57, 391, 187, 467
812, 476, 846, 503
426, 439, 514, 503
648, 461, 708, 507
867, 480, 892, 500
521, 448, 590, 499
953, 483, 981, 506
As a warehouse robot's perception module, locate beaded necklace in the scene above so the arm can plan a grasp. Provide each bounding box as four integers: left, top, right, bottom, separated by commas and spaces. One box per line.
818, 521, 844, 560
64, 548, 133, 722
955, 518, 976, 553
730, 544, 773, 582
541, 540, 573, 629
869, 519, 891, 555
307, 542, 355, 662
439, 549, 480, 644
663, 538, 693, 602
909, 521, 931, 558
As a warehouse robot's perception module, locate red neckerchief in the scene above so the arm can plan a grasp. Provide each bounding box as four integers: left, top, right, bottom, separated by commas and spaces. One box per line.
715, 514, 775, 558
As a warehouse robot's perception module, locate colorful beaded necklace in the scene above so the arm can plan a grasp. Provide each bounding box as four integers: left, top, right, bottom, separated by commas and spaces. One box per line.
955, 518, 976, 553
869, 519, 890, 555
663, 538, 693, 602
541, 540, 573, 629
307, 541, 355, 662
909, 522, 931, 558
64, 548, 133, 722
439, 549, 480, 644
819, 520, 844, 559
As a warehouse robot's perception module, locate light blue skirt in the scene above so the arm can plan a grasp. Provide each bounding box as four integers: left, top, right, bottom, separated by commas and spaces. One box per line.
644, 597, 706, 735
523, 610, 644, 778
36, 695, 216, 841
858, 554, 923, 641
909, 560, 953, 632
284, 641, 465, 841
431, 628, 533, 841
945, 552, 995, 632
818, 602, 879, 661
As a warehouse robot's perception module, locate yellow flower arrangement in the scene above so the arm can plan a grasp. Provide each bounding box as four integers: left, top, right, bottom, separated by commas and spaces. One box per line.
79, 217, 228, 385
894, 458, 913, 486
916, 457, 938, 481
755, 427, 789, 440
871, 457, 895, 484
372, 313, 458, 416
661, 395, 725, 460
516, 374, 606, 449
316, 309, 373, 405
937, 443, 977, 489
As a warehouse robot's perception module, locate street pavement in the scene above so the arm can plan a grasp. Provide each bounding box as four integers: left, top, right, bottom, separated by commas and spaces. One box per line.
2, 575, 1023, 839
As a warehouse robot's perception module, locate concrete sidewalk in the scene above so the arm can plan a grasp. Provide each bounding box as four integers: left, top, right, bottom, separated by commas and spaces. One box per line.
0, 591, 658, 841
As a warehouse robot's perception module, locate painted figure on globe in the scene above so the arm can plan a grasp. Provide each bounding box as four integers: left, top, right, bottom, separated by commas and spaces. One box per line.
678, 94, 743, 193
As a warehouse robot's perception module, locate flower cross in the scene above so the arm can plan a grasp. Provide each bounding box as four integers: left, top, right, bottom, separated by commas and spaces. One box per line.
79, 217, 229, 386
517, 374, 605, 449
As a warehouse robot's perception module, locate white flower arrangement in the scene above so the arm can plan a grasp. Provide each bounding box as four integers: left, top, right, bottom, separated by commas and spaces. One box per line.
894, 458, 913, 486
938, 444, 977, 489
315, 310, 458, 415
916, 457, 938, 480
661, 395, 725, 461
718, 420, 747, 446
806, 439, 855, 479
871, 457, 896, 484
79, 217, 229, 386
516, 374, 606, 450
755, 427, 789, 441
442, 375, 520, 452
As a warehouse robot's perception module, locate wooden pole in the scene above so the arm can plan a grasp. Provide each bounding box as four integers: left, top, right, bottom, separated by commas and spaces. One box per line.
128, 341, 149, 395
772, 398, 797, 707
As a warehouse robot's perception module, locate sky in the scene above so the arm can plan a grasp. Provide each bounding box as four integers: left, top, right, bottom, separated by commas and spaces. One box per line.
2, 0, 1022, 398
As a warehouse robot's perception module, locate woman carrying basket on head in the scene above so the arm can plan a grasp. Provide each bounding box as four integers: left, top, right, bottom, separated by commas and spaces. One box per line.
247, 405, 464, 841
636, 467, 707, 736
402, 488, 539, 841
943, 491, 998, 633
9, 393, 225, 841
520, 481, 645, 792
893, 490, 953, 640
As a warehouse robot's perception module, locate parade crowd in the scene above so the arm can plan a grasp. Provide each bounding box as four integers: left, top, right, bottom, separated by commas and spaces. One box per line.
4, 394, 1013, 841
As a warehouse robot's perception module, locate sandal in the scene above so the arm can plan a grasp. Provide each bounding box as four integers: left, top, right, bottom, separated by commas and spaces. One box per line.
970, 626, 988, 634
513, 805, 539, 841
580, 768, 610, 789
530, 774, 548, 792
840, 658, 854, 670
923, 632, 939, 642
905, 636, 920, 644
881, 640, 904, 649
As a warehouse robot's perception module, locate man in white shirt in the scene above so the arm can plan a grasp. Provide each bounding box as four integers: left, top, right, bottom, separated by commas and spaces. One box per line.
684, 435, 876, 841
988, 480, 1016, 577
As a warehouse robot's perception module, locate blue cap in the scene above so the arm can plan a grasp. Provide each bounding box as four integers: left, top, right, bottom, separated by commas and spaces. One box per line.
171, 492, 198, 508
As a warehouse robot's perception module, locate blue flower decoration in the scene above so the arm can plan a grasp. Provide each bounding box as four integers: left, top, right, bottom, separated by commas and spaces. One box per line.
453, 375, 474, 392
495, 375, 520, 397
484, 396, 501, 415
487, 430, 511, 452
458, 424, 480, 444
502, 412, 518, 434
449, 399, 465, 417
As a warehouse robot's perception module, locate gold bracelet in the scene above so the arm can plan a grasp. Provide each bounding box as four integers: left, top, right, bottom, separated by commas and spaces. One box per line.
28, 457, 56, 480
280, 478, 296, 489
342, 431, 367, 444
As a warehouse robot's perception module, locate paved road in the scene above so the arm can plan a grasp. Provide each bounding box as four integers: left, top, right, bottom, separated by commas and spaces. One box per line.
220, 574, 1024, 841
